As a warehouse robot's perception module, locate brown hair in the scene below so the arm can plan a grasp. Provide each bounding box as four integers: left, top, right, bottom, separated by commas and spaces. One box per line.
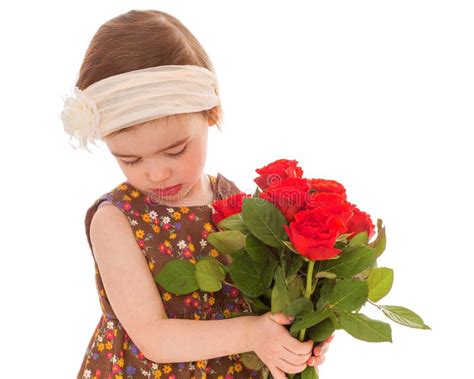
75, 9, 223, 135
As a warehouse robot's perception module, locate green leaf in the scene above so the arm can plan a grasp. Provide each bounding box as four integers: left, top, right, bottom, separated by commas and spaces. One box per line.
353, 259, 378, 281
271, 265, 290, 313
261, 256, 279, 288
217, 213, 249, 233
207, 230, 246, 254
301, 365, 319, 379
381, 305, 431, 330
368, 219, 386, 259
353, 303, 364, 313
289, 328, 299, 339
290, 308, 332, 334
195, 257, 225, 292
286, 254, 305, 281
327, 254, 343, 261
287, 275, 305, 302
329, 312, 341, 329
282, 240, 300, 255
285, 297, 314, 317
227, 252, 266, 297
308, 317, 336, 343
314, 271, 337, 280
240, 351, 265, 370
338, 312, 392, 342
263, 287, 272, 301
329, 278, 368, 312
242, 197, 288, 247
348, 230, 369, 247
154, 260, 198, 295
316, 280, 336, 311
316, 246, 376, 278
367, 267, 394, 302
243, 295, 270, 312
221, 249, 247, 273
246, 234, 274, 263
336, 232, 354, 243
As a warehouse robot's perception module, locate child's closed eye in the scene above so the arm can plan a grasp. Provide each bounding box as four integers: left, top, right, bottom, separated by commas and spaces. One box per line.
122, 159, 141, 166
122, 145, 188, 166
166, 144, 188, 159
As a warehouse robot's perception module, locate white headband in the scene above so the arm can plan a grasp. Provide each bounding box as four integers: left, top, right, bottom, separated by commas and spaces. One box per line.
59, 64, 220, 152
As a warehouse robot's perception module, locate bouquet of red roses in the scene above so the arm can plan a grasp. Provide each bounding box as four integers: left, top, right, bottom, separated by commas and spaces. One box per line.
156, 158, 431, 379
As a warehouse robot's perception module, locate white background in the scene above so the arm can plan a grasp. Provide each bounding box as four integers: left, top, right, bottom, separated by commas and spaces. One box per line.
1, 0, 472, 377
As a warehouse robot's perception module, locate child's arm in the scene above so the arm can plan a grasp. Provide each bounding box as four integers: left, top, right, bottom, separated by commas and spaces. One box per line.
145, 312, 257, 363
90, 204, 256, 363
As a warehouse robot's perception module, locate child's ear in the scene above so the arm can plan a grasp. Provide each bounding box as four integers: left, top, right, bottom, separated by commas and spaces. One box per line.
207, 106, 220, 126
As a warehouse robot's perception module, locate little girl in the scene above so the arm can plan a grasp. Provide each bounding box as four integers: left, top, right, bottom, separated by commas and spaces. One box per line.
61, 9, 333, 379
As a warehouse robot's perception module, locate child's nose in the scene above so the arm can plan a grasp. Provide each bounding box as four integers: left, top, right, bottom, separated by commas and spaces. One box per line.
147, 165, 172, 183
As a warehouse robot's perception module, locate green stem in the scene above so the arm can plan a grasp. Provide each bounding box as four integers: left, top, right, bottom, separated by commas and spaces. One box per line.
288, 261, 318, 379
298, 260, 317, 341
368, 299, 382, 310
222, 280, 238, 288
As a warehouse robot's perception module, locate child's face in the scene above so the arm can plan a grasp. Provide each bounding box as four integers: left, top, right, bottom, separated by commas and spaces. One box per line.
103, 111, 212, 206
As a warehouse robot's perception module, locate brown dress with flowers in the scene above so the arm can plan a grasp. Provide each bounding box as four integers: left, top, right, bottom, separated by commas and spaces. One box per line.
77, 173, 263, 379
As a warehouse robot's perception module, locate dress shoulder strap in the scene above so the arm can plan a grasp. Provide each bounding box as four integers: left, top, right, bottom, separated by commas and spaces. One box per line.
83, 183, 130, 252
213, 172, 242, 200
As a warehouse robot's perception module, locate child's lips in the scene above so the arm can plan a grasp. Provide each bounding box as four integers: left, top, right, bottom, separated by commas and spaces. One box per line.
151, 184, 182, 196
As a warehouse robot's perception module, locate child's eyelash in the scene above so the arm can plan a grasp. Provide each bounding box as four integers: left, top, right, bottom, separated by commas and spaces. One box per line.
123, 160, 140, 166
122, 145, 188, 166
167, 145, 188, 159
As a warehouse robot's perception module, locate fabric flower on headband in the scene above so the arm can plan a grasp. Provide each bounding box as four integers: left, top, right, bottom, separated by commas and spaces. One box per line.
59, 86, 101, 152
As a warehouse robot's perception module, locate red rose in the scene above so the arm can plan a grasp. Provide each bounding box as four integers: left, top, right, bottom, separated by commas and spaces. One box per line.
211, 192, 251, 226
306, 192, 355, 226
308, 178, 347, 200
345, 205, 376, 240
259, 177, 310, 222
254, 159, 304, 191
283, 208, 348, 260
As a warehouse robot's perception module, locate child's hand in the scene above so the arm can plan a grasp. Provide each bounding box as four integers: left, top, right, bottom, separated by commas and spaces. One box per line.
248, 311, 313, 379
306, 333, 335, 375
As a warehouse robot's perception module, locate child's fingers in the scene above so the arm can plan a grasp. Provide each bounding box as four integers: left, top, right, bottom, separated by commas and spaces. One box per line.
307, 355, 325, 367
313, 333, 334, 353
308, 335, 335, 366
313, 342, 330, 355
324, 333, 335, 343
313, 345, 324, 356
321, 342, 329, 354
315, 355, 325, 366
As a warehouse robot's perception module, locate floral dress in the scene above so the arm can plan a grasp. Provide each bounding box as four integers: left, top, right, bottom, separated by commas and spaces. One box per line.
77, 173, 263, 379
